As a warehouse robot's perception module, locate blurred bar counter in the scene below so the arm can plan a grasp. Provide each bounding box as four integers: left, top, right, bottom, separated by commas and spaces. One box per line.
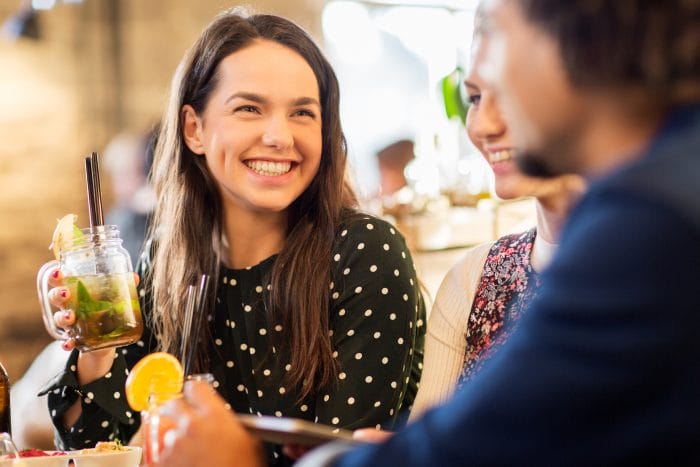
395, 198, 536, 301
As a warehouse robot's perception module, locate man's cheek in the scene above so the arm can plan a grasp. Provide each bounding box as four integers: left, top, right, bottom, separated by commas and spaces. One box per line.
478, 32, 507, 97
478, 33, 524, 142
506, 100, 535, 150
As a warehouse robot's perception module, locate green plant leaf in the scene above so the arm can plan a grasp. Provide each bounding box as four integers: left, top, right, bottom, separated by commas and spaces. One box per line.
441, 67, 468, 125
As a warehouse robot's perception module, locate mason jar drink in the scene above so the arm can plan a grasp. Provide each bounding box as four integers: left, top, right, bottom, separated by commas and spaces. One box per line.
37, 225, 143, 352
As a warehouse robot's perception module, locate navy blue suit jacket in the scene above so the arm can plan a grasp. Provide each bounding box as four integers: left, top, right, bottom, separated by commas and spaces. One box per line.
337, 105, 700, 466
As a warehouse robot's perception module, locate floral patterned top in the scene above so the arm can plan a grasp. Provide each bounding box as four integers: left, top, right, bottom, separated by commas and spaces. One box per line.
41, 215, 426, 466
457, 228, 541, 387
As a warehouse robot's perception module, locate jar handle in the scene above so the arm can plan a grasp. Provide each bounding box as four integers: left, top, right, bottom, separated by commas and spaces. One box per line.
37, 260, 70, 341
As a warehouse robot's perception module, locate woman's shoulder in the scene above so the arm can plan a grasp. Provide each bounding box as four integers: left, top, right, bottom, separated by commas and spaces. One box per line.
443, 241, 495, 287
339, 213, 400, 234
429, 241, 494, 321
440, 228, 535, 292
335, 213, 408, 251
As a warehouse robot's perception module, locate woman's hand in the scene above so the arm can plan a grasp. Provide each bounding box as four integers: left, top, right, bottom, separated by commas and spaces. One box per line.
46, 266, 78, 352
46, 266, 138, 384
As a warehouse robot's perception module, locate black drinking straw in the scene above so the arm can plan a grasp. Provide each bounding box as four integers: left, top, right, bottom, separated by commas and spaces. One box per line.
84, 152, 104, 227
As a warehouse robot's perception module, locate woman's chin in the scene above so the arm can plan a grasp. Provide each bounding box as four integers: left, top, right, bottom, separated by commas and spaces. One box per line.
494, 189, 517, 201
494, 178, 529, 201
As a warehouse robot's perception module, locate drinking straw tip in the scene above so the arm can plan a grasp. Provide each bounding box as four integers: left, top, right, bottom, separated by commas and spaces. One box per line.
84, 152, 105, 228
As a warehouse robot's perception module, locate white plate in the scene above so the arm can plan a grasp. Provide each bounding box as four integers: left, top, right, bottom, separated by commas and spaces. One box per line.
1, 452, 71, 467
1, 446, 141, 467
72, 446, 142, 467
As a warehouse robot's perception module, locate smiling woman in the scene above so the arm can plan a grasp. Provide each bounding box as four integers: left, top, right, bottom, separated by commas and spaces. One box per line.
407, 3, 585, 420
181, 41, 323, 218
41, 8, 426, 467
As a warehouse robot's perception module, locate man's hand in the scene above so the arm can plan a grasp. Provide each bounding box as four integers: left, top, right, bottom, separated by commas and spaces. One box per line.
352, 428, 393, 443
154, 381, 264, 467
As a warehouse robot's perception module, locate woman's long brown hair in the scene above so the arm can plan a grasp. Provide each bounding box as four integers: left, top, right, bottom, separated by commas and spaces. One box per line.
147, 9, 358, 399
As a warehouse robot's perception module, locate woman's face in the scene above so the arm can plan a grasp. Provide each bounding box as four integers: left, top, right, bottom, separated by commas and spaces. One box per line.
183, 40, 323, 217
465, 36, 563, 201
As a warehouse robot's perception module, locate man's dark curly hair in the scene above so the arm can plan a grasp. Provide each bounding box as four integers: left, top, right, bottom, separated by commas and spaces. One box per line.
516, 0, 700, 102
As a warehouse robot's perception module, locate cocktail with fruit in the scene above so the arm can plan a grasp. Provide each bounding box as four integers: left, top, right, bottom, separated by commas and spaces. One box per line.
126, 352, 184, 464
38, 214, 143, 352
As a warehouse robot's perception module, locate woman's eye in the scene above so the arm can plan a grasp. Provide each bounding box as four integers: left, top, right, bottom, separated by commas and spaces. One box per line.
467, 94, 481, 106
293, 109, 316, 118
235, 105, 259, 113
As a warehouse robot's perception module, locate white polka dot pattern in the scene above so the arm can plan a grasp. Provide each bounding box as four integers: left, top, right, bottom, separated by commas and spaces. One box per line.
44, 215, 426, 463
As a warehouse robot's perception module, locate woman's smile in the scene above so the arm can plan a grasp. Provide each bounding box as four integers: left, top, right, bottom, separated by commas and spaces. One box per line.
244, 159, 294, 177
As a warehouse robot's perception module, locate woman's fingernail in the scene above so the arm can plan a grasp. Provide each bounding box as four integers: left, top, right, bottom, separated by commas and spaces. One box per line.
62, 341, 72, 351
63, 311, 72, 320
60, 289, 68, 298
52, 270, 60, 279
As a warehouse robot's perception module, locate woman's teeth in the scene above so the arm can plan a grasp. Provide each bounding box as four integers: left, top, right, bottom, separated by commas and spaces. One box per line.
488, 150, 514, 164
245, 160, 292, 176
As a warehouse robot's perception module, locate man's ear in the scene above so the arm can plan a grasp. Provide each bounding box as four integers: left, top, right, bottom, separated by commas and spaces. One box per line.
182, 104, 206, 155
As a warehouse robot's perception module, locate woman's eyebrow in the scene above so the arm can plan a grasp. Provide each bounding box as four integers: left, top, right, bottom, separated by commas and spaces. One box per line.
225, 92, 266, 105
291, 96, 321, 108
224, 93, 320, 108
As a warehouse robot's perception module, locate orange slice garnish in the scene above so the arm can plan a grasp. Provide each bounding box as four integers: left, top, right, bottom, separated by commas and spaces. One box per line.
125, 352, 184, 412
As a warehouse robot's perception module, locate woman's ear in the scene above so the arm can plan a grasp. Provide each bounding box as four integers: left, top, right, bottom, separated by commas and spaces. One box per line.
182, 104, 206, 155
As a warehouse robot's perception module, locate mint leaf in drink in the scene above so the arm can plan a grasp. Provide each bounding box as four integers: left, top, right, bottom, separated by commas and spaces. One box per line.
99, 326, 129, 340
75, 280, 113, 320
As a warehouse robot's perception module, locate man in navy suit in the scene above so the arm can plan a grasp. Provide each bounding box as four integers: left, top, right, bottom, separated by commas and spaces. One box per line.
153, 0, 700, 465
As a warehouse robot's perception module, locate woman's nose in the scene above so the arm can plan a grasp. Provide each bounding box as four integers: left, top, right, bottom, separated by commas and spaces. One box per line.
262, 115, 294, 149
471, 94, 507, 139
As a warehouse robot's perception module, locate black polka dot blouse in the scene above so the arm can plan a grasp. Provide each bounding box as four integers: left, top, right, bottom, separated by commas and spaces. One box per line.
42, 215, 426, 465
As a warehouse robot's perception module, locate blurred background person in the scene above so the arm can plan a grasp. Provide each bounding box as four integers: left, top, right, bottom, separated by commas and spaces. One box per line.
375, 139, 415, 197
102, 127, 157, 263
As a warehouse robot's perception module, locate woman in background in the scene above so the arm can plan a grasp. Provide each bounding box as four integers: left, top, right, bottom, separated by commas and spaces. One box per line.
406, 13, 585, 418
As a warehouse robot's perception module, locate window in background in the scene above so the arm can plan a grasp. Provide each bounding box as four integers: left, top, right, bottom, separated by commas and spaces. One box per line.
322, 0, 492, 209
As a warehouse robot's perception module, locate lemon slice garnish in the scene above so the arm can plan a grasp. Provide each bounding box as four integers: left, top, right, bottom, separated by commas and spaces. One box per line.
49, 214, 85, 260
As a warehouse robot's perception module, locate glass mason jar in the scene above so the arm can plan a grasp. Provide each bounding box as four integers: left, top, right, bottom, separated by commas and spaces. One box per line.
37, 225, 143, 352
142, 374, 214, 464
142, 389, 182, 465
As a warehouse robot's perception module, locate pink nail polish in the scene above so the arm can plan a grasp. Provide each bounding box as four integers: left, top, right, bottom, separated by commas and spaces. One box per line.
52, 270, 60, 279
60, 289, 68, 298
63, 311, 72, 320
